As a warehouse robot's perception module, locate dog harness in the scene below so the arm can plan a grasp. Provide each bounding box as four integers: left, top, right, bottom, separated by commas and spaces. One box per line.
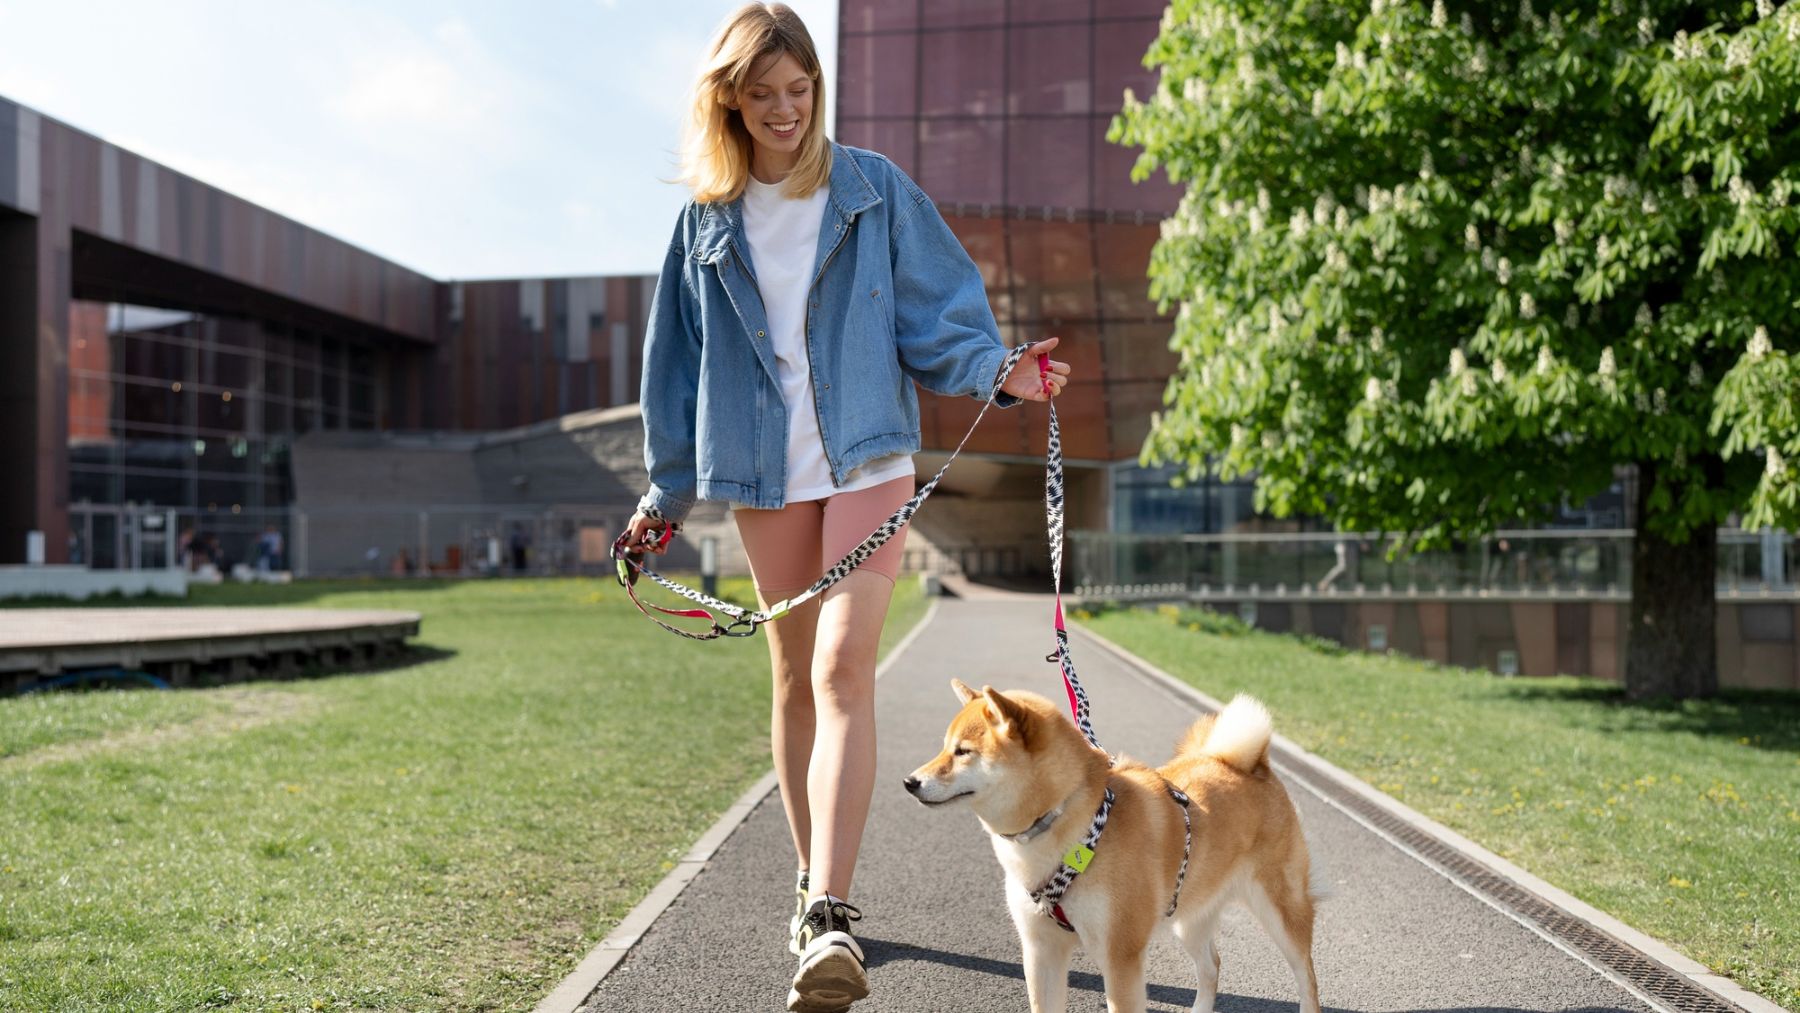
1028, 787, 1113, 931
1025, 782, 1193, 933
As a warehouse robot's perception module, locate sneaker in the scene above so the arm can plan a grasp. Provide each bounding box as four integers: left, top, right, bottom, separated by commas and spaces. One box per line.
788, 870, 809, 956
787, 896, 867, 1013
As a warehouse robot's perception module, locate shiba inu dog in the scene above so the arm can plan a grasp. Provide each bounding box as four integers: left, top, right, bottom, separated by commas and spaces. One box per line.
904, 680, 1322, 1013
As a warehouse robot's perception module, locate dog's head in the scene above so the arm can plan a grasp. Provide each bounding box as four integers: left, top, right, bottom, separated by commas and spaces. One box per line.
904, 679, 1086, 824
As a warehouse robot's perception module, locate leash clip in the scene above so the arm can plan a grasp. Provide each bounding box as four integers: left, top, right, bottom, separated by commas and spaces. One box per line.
720, 616, 761, 638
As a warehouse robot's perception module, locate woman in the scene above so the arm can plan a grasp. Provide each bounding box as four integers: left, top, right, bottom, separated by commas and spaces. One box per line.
623, 5, 1069, 1010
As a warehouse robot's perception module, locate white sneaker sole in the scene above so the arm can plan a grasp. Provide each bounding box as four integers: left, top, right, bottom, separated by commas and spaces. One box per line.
788, 913, 802, 956
787, 934, 868, 1012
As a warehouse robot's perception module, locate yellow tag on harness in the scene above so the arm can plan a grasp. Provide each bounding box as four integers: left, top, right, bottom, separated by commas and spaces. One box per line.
1064, 844, 1094, 873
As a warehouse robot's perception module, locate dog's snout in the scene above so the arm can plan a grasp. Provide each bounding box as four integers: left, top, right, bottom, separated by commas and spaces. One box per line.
902, 775, 921, 795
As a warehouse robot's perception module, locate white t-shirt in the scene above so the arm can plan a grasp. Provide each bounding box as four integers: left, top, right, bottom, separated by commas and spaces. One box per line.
741, 174, 913, 503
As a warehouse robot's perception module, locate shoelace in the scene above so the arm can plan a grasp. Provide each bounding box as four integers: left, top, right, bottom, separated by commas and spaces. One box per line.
806, 898, 863, 936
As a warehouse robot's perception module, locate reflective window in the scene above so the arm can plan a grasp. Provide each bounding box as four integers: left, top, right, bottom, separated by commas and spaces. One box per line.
1009, 24, 1093, 115
1007, 219, 1098, 323
921, 0, 1006, 28
842, 0, 918, 32
918, 119, 1004, 204
1007, 117, 1091, 211
920, 29, 1005, 117
840, 33, 918, 118
66, 299, 389, 565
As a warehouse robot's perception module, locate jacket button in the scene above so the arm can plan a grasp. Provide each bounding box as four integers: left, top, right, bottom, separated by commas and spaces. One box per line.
823, 383, 831, 390
757, 330, 765, 337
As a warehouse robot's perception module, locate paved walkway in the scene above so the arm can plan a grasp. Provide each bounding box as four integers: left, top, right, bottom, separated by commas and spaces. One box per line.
583, 598, 1669, 1012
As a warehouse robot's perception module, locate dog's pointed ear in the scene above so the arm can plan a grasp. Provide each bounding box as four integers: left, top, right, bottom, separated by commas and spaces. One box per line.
981, 686, 1027, 737
951, 678, 977, 705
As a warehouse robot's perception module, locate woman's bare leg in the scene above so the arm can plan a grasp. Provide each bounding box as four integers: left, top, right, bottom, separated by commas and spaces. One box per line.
805, 568, 894, 900
760, 585, 821, 869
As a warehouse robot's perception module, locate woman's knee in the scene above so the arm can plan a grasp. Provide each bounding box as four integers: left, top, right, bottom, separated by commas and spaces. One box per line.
809, 657, 875, 710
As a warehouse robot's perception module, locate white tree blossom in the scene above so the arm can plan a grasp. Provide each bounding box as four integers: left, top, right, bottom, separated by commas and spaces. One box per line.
1749, 325, 1773, 360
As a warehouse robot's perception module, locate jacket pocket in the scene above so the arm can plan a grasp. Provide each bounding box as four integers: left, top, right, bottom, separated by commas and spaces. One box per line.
870, 286, 896, 345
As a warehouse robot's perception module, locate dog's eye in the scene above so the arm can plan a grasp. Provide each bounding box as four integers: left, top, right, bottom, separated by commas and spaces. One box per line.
952, 746, 970, 758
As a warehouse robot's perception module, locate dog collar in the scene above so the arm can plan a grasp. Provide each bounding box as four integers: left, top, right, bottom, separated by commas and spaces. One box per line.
999, 807, 1063, 844
1028, 787, 1114, 932
999, 788, 1084, 845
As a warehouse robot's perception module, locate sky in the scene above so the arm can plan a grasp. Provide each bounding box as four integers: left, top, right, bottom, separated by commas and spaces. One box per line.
0, 0, 840, 280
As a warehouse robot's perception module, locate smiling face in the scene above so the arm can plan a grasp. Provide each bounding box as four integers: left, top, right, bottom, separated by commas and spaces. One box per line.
731, 50, 814, 179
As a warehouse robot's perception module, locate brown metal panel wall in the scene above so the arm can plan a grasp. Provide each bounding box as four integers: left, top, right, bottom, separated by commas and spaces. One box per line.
446, 275, 652, 433
1391, 601, 1424, 657
28, 119, 74, 563
1508, 602, 1556, 675
1555, 602, 1591, 675
16, 105, 438, 341
1416, 601, 1450, 662
1590, 602, 1624, 681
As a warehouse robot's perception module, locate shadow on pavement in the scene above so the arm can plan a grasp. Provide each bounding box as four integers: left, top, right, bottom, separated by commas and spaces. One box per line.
864, 937, 1651, 1013
861, 936, 1351, 1011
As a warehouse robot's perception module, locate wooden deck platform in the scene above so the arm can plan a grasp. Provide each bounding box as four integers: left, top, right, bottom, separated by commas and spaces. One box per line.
0, 608, 422, 692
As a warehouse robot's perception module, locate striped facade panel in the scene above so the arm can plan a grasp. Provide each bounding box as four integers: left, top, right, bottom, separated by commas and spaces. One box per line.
20, 110, 435, 342
449, 276, 652, 432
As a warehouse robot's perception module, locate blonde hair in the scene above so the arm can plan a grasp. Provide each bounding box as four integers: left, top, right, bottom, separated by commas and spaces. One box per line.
679, 3, 831, 204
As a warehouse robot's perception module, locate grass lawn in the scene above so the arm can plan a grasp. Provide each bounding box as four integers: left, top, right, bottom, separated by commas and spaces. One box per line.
1080, 604, 1800, 1008
0, 575, 927, 1012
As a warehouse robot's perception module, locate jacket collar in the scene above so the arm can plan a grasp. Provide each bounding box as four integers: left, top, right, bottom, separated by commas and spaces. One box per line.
692, 141, 882, 264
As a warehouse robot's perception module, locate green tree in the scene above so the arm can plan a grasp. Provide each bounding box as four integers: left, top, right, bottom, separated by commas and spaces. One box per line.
1111, 0, 1800, 698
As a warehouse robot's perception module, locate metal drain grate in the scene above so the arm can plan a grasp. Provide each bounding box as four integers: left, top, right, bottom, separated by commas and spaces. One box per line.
1271, 743, 1749, 1013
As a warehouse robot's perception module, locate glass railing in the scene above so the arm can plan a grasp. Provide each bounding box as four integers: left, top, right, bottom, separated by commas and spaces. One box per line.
1070, 529, 1798, 599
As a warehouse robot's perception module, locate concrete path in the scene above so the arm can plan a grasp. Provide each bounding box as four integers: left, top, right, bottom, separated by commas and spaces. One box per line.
580, 598, 1676, 1012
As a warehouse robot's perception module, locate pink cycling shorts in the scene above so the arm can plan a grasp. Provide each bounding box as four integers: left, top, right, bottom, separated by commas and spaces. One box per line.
733, 475, 914, 593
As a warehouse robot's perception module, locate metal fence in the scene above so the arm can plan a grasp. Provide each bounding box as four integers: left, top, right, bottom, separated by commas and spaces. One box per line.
1070, 528, 1798, 600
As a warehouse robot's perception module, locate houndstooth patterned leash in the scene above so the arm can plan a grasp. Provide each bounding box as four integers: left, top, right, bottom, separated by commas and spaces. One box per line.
613, 344, 1039, 640
1038, 356, 1102, 754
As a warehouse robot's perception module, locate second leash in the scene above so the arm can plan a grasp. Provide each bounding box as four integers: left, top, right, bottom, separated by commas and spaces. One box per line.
612, 343, 1038, 640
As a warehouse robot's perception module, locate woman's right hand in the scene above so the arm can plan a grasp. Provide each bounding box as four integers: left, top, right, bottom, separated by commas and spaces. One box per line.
623, 511, 673, 555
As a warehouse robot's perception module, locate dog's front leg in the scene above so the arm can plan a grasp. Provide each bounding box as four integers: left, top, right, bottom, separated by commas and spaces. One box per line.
1009, 893, 1077, 1013
1095, 937, 1150, 1013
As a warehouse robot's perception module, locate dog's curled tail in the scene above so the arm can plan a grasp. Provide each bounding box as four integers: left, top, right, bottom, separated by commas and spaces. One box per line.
1178, 695, 1272, 774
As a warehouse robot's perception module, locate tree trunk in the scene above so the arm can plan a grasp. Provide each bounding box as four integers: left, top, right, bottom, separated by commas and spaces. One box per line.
1625, 467, 1719, 700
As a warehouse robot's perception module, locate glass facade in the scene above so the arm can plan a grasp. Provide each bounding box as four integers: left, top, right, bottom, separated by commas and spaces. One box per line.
66, 299, 386, 568
839, 0, 1211, 530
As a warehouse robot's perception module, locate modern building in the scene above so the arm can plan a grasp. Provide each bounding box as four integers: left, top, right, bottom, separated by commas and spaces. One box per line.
1, 94, 655, 569
833, 0, 1302, 550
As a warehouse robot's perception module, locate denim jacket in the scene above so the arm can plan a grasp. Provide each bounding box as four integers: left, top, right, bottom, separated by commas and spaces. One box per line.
637, 142, 1019, 523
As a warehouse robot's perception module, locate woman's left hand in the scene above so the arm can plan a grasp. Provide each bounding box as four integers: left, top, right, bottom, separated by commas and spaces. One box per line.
1000, 336, 1072, 402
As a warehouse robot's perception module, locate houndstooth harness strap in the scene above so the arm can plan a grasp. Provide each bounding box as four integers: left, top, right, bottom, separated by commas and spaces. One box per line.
613, 344, 1037, 640
1026, 782, 1194, 932
1028, 787, 1113, 932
